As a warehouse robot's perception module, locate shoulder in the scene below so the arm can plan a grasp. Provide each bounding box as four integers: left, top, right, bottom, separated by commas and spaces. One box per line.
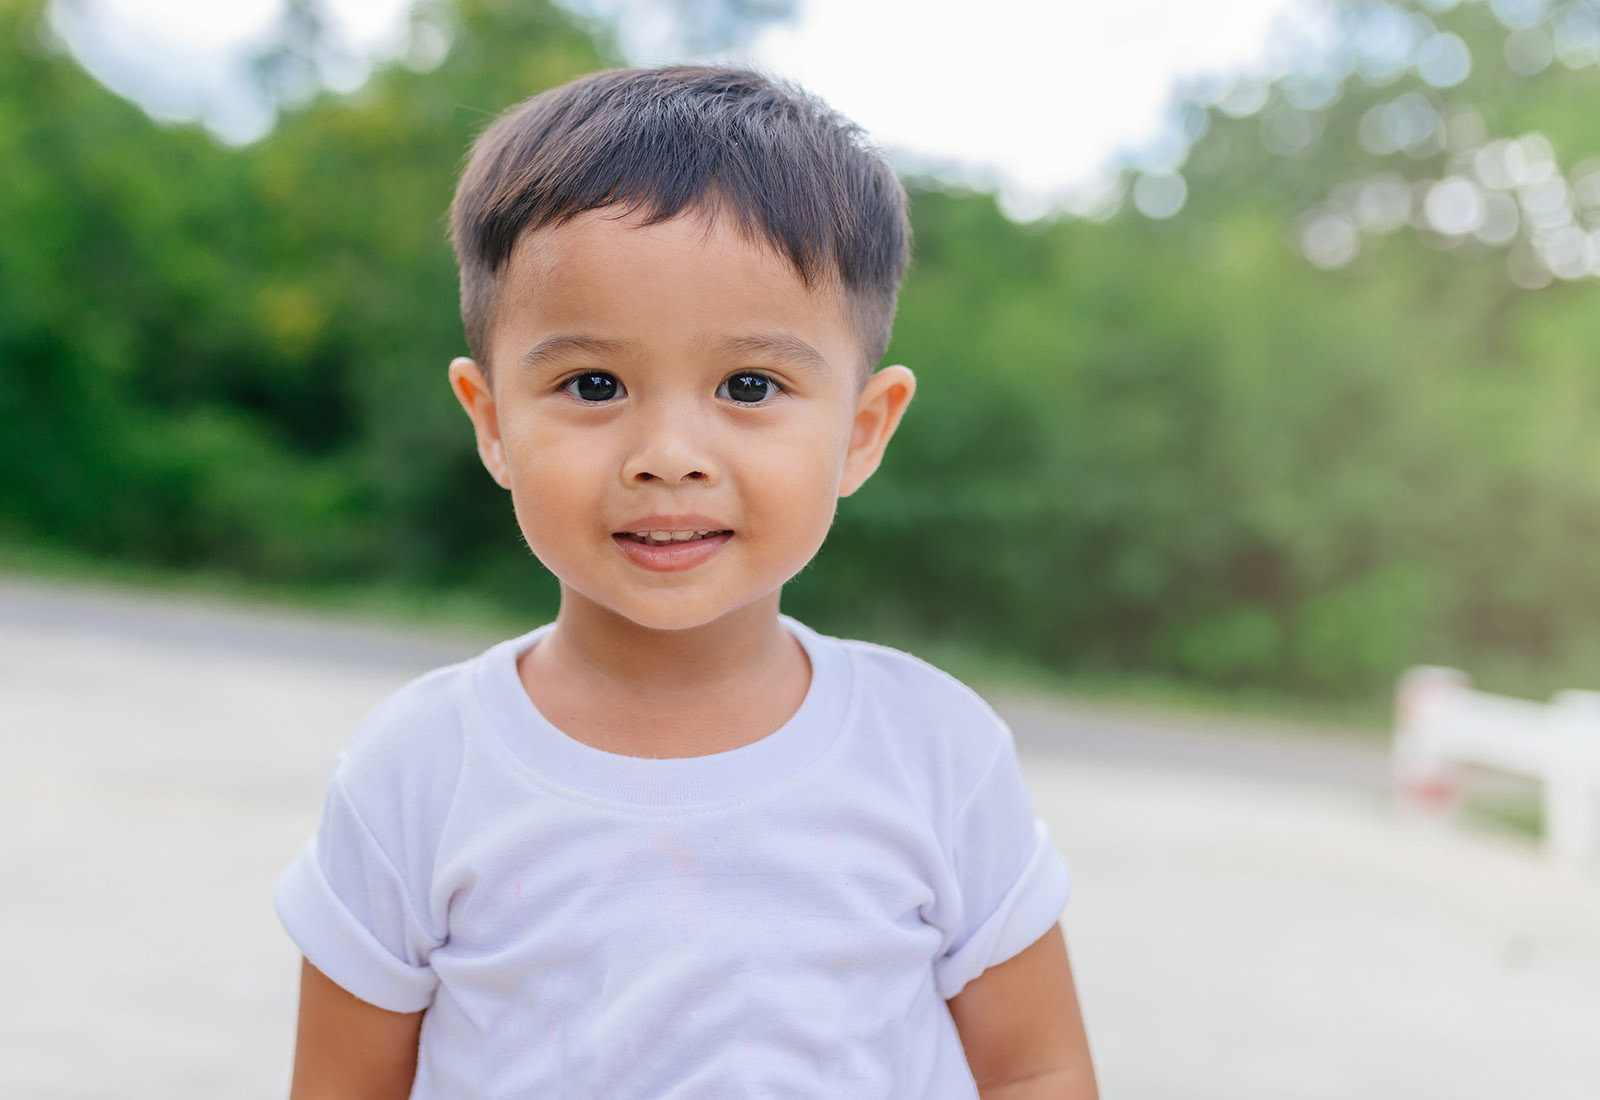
803, 625, 1016, 785
339, 659, 469, 772
330, 635, 523, 828
842, 635, 1010, 740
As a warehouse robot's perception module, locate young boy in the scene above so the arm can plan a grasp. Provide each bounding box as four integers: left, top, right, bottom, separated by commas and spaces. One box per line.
277, 66, 1096, 1098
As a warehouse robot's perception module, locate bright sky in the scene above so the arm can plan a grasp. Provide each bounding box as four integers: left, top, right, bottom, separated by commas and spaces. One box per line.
51, 0, 1312, 217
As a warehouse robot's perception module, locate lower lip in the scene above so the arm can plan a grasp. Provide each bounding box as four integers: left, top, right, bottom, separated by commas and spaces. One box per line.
611, 532, 732, 572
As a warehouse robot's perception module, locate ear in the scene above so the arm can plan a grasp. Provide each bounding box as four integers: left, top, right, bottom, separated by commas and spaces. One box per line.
448, 357, 511, 489
839, 364, 916, 498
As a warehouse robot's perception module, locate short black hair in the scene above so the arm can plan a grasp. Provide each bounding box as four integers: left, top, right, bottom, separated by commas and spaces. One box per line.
450, 65, 911, 375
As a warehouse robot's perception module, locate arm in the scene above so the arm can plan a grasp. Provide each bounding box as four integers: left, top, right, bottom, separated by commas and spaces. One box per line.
947, 925, 1098, 1100
289, 958, 424, 1100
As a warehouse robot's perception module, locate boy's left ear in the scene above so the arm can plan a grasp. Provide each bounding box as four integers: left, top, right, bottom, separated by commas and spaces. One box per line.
839, 365, 916, 498
449, 356, 512, 489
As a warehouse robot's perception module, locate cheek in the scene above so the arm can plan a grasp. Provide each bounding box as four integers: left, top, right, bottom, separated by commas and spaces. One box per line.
500, 427, 603, 535
748, 425, 851, 531
502, 412, 597, 483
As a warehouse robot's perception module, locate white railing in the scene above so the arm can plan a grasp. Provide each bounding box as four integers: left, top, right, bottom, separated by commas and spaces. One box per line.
1393, 666, 1600, 864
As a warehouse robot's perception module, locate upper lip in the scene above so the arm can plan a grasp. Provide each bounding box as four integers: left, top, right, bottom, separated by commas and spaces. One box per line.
614, 515, 731, 534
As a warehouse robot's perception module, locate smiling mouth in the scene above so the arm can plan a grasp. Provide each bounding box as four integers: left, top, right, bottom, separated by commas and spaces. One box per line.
619, 529, 731, 545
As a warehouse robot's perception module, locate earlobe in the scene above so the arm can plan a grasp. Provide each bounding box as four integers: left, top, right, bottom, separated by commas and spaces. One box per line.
448, 356, 511, 489
839, 364, 916, 498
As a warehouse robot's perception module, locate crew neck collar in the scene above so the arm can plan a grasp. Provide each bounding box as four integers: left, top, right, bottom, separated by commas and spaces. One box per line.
470, 616, 852, 809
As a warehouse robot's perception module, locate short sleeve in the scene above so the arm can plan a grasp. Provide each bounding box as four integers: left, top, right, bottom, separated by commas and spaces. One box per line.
274, 772, 441, 1012
932, 744, 1072, 999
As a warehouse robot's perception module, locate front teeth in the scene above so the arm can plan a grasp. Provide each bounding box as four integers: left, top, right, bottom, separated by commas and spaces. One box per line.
643, 530, 715, 543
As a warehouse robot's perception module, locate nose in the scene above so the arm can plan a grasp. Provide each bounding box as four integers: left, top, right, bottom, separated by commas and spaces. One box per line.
619, 398, 719, 486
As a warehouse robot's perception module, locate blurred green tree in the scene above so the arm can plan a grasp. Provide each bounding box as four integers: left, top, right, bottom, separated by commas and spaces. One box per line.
803, 0, 1600, 695
4, 0, 1599, 697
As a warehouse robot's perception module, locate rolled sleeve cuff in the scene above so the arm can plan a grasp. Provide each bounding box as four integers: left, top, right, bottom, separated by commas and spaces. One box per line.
274, 844, 439, 1014
934, 821, 1073, 1000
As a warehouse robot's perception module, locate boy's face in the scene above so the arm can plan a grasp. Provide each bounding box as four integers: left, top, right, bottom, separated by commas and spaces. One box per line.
449, 208, 914, 633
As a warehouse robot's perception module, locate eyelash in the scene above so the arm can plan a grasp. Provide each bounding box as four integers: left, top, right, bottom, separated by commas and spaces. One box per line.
716, 372, 785, 404
560, 372, 625, 402
558, 371, 786, 404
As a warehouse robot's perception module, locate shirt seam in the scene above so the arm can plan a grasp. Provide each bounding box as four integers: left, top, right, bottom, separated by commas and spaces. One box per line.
329, 770, 444, 952
953, 738, 1011, 826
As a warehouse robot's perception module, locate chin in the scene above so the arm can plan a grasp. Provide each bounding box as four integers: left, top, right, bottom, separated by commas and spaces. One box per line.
618, 609, 715, 633
568, 591, 719, 632
604, 589, 784, 634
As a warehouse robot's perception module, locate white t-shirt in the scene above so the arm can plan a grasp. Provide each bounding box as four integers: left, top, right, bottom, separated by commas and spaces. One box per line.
276, 617, 1071, 1098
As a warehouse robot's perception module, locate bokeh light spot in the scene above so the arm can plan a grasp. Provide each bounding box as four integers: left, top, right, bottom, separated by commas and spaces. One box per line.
1301, 210, 1360, 268
1356, 173, 1414, 232
1217, 80, 1270, 118
1520, 176, 1572, 231
1373, 92, 1444, 158
1282, 75, 1342, 111
1540, 225, 1590, 279
1570, 164, 1600, 209
1491, 0, 1551, 31
1554, 4, 1600, 68
1132, 172, 1188, 219
1505, 27, 1554, 75
1425, 176, 1485, 235
1473, 140, 1516, 190
1475, 192, 1521, 244
1260, 105, 1323, 157
1416, 32, 1472, 87
1354, 4, 1423, 86
1508, 132, 1557, 186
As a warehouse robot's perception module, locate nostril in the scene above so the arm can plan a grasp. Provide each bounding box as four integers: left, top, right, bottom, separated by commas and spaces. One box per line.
625, 467, 709, 484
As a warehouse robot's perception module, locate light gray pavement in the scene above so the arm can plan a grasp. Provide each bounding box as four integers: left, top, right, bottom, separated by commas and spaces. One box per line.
3, 576, 1598, 1099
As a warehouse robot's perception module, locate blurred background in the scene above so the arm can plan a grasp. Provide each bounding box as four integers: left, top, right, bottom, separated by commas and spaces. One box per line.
8, 0, 1600, 711
5, 0, 1600, 1096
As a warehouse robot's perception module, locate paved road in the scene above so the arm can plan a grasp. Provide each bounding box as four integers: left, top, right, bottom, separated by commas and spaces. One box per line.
3, 577, 1598, 1099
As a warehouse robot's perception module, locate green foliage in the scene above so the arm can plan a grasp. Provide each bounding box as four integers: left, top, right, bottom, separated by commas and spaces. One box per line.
5, 0, 1600, 699
800, 0, 1600, 697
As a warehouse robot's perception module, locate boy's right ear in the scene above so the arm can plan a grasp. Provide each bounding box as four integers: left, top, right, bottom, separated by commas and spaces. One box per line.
448, 357, 512, 489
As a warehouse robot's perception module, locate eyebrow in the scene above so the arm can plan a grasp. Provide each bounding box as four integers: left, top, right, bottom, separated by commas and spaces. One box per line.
712, 332, 829, 373
516, 332, 831, 373
517, 334, 635, 370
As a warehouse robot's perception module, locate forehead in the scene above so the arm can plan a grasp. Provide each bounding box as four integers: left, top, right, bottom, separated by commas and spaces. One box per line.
488, 208, 862, 374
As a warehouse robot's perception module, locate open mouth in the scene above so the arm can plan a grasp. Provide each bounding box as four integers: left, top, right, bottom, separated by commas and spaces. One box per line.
619, 529, 731, 545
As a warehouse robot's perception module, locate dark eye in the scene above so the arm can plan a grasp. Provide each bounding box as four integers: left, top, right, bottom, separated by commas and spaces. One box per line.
565, 372, 624, 402
718, 373, 780, 404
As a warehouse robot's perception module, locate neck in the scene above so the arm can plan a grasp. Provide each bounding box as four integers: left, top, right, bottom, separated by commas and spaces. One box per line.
544, 591, 793, 700
516, 588, 811, 757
